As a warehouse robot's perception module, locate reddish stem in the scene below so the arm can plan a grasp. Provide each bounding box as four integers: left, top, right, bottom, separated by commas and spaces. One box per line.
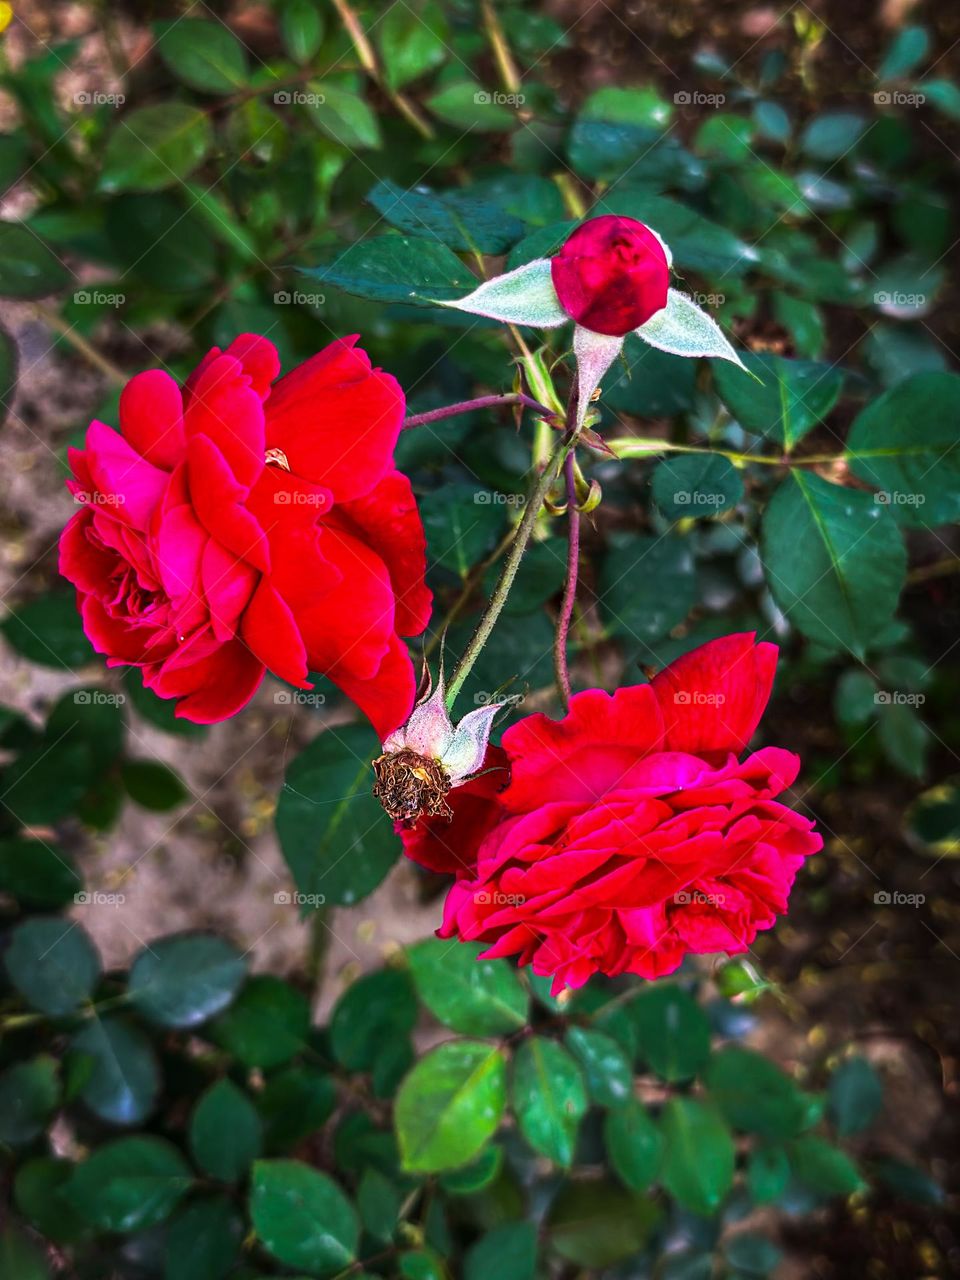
403, 393, 557, 429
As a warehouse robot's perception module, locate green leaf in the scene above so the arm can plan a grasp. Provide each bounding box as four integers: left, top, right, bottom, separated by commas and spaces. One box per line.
878, 699, 929, 778
46, 686, 125, 772
0, 591, 91, 667
546, 1180, 661, 1267
0, 221, 70, 298
846, 372, 960, 527
712, 352, 843, 448
258, 1065, 337, 1152
407, 937, 528, 1036
121, 759, 190, 811
66, 1136, 193, 1232
14, 1157, 90, 1243
568, 87, 672, 180
4, 917, 101, 1015
0, 1055, 59, 1144
761, 471, 907, 658
164, 1194, 243, 1280
878, 25, 930, 80
705, 1046, 810, 1138
0, 1227, 49, 1280
427, 81, 518, 132
631, 985, 711, 1083
70, 1017, 160, 1127
378, 0, 449, 90
279, 0, 325, 64
307, 83, 381, 150
0, 836, 82, 908
747, 1144, 790, 1203
129, 932, 246, 1028
189, 1079, 262, 1182
368, 180, 525, 255
211, 975, 310, 1069
357, 1168, 402, 1244
511, 1036, 587, 1166
395, 1040, 506, 1172
421, 482, 508, 577
105, 194, 218, 290
600, 533, 697, 647
597, 190, 755, 276
652, 454, 743, 520
565, 1027, 632, 1107
438, 1144, 503, 1194
275, 723, 399, 906
828, 1056, 883, 1137
300, 234, 476, 306
464, 1222, 536, 1280
99, 104, 212, 194
330, 968, 418, 1071
789, 1134, 864, 1195
800, 112, 867, 160
660, 1097, 735, 1214
918, 78, 960, 122
604, 1098, 664, 1191
154, 20, 248, 94
250, 1159, 359, 1274
833, 669, 879, 728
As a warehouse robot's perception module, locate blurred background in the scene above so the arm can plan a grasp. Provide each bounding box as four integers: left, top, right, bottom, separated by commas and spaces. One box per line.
0, 1, 958, 1277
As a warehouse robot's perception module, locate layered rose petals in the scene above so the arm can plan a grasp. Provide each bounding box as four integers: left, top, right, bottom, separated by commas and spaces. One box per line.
59, 334, 431, 733
401, 634, 821, 993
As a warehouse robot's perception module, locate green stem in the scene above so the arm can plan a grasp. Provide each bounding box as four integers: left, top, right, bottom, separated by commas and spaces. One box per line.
445, 435, 571, 710
604, 437, 844, 468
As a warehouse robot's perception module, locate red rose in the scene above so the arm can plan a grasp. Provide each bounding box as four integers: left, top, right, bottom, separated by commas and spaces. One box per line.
550, 214, 670, 336
401, 634, 821, 993
59, 334, 431, 736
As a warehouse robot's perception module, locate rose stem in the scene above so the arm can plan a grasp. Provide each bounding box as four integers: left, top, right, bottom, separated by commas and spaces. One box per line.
445, 431, 571, 710
605, 436, 844, 468
554, 448, 580, 711
402, 392, 557, 429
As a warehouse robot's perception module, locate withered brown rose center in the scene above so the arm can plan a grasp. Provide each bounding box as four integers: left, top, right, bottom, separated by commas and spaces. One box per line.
372, 748, 453, 826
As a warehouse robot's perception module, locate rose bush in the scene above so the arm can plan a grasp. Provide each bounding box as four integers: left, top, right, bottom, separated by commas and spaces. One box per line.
59, 334, 430, 736
403, 634, 822, 992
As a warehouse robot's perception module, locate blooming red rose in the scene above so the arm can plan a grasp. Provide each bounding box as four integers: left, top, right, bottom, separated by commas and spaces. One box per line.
401, 634, 821, 993
59, 334, 431, 736
550, 214, 670, 337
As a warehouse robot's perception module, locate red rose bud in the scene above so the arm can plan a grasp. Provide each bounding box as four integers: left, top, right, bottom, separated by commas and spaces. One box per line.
550, 214, 670, 336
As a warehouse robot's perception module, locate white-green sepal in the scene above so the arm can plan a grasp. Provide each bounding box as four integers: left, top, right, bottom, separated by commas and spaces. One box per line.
635, 289, 746, 369
573, 326, 624, 432
435, 258, 567, 327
